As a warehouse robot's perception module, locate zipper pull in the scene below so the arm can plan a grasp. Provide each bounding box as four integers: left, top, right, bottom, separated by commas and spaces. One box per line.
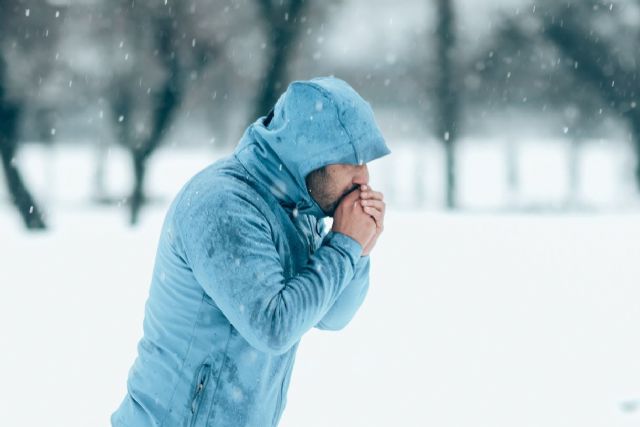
191, 381, 204, 413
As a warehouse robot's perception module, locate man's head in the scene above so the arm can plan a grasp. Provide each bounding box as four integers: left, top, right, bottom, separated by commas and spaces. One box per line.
235, 77, 390, 218
305, 163, 369, 217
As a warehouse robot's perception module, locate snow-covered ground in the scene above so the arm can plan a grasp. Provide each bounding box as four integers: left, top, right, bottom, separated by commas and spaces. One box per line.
1, 143, 640, 426
1, 207, 639, 427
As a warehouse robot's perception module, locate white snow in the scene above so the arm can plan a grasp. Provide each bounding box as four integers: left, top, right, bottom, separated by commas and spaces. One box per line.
282, 212, 640, 427
1, 143, 639, 426
1, 207, 639, 426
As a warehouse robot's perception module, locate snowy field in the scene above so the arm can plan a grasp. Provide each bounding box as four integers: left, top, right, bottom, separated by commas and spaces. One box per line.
1, 143, 640, 426
1, 208, 639, 427
1, 137, 639, 212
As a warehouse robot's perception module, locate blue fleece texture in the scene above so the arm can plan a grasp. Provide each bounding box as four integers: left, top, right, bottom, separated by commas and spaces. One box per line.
111, 76, 391, 427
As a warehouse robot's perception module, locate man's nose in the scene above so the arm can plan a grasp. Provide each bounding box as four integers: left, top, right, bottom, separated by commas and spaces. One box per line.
354, 164, 369, 185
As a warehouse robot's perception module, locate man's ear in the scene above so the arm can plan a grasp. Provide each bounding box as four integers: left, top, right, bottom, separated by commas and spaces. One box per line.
304, 172, 313, 194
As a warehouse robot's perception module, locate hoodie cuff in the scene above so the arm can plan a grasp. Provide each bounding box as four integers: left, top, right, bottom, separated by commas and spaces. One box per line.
356, 254, 370, 268
323, 231, 363, 268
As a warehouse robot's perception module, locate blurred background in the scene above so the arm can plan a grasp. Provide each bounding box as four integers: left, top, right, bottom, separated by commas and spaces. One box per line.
1, 0, 640, 426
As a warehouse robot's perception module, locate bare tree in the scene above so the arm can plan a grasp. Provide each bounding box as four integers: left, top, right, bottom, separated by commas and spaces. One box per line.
0, 0, 60, 230
253, 0, 311, 120
109, 16, 183, 225
0, 58, 45, 229
468, 8, 612, 207
539, 0, 640, 190
105, 0, 220, 225
482, 0, 640, 193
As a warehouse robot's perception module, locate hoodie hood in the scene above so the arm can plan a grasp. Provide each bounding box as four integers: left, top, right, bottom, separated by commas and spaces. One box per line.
234, 76, 391, 219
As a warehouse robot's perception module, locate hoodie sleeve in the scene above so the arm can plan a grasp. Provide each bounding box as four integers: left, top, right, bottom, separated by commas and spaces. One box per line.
176, 190, 363, 355
314, 237, 370, 331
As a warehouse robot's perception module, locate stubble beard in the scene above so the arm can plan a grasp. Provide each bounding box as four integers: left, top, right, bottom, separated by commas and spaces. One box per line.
306, 167, 358, 217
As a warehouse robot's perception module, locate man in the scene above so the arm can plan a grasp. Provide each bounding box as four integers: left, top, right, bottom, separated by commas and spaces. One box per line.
112, 76, 391, 427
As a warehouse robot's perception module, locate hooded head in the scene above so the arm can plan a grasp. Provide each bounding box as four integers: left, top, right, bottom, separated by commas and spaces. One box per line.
234, 76, 391, 218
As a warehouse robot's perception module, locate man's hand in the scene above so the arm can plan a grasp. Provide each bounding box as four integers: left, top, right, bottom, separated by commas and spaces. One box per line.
332, 188, 377, 252
358, 185, 385, 256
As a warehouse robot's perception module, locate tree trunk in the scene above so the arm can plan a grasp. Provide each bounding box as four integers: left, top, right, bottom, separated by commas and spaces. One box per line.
254, 38, 290, 121
127, 19, 183, 225
435, 0, 459, 209
0, 102, 46, 230
127, 79, 182, 225
129, 151, 146, 226
505, 138, 519, 208
93, 138, 109, 203
566, 137, 580, 207
253, 0, 307, 121
630, 117, 640, 190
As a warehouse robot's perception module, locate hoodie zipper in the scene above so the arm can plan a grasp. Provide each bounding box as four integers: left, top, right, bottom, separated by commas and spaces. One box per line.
303, 215, 316, 255
190, 362, 211, 427
291, 208, 315, 257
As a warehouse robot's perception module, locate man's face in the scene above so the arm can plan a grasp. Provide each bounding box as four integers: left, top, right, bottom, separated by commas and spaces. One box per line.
305, 163, 370, 216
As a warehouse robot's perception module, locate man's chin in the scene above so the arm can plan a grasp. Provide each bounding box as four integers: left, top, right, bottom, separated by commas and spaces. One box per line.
325, 205, 337, 218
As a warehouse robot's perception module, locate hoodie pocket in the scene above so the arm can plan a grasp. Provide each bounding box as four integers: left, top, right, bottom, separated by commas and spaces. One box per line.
189, 361, 212, 427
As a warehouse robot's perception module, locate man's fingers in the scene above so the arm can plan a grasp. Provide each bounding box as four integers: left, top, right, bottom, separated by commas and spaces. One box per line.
342, 188, 361, 206
360, 189, 384, 201
360, 199, 385, 213
363, 206, 384, 231
361, 200, 385, 230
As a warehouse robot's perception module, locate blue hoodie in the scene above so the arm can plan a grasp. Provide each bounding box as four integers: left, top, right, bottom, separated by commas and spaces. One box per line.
111, 76, 391, 427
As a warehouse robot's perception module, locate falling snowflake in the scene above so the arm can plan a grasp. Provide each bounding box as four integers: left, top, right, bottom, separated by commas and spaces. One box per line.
230, 386, 244, 402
